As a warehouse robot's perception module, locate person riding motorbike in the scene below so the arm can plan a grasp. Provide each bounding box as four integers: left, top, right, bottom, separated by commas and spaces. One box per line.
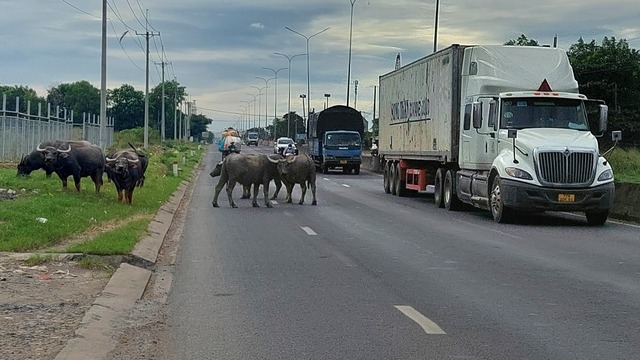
283, 143, 296, 157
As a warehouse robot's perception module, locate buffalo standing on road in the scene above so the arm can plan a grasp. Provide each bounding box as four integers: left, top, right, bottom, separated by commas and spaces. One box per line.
105, 148, 148, 204
38, 141, 105, 192
212, 153, 282, 208
17, 140, 92, 178
268, 154, 317, 205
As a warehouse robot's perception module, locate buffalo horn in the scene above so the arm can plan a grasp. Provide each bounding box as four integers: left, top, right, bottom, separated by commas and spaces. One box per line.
105, 156, 118, 162
267, 156, 280, 164
57, 143, 72, 153
36, 143, 47, 152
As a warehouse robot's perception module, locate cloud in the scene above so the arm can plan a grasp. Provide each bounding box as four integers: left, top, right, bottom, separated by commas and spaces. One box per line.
250, 23, 265, 30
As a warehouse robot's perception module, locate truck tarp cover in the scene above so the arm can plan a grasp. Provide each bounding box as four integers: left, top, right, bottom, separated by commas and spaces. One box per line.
308, 105, 364, 138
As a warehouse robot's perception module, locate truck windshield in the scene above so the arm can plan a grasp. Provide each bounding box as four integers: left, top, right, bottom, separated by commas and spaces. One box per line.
500, 98, 589, 131
325, 133, 361, 147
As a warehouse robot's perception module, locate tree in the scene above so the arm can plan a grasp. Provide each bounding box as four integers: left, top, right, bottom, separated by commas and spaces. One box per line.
108, 84, 145, 131
0, 85, 46, 114
274, 112, 304, 139
505, 34, 540, 46
47, 81, 100, 122
149, 80, 187, 140
188, 113, 212, 141
568, 37, 640, 145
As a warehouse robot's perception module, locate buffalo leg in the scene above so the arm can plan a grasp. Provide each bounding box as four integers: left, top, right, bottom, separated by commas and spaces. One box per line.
226, 182, 238, 208
285, 183, 294, 203
117, 190, 124, 203
212, 176, 227, 207
241, 184, 251, 199
251, 183, 260, 207
125, 188, 134, 205
310, 181, 317, 205
73, 175, 81, 192
270, 178, 282, 200
262, 182, 272, 208
298, 182, 307, 205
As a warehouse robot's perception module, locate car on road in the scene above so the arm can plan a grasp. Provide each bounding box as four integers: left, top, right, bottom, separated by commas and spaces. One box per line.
246, 131, 259, 146
274, 137, 297, 155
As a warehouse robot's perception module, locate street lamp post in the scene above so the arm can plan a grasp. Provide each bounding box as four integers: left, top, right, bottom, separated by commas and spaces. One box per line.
255, 76, 274, 135
285, 26, 330, 130
433, 0, 440, 53
245, 95, 258, 129
324, 93, 331, 109
346, 0, 357, 107
262, 67, 287, 139
299, 94, 307, 138
274, 52, 306, 138
249, 86, 266, 130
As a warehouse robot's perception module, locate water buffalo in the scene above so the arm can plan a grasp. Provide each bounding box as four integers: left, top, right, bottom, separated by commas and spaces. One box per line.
105, 148, 148, 204
269, 154, 317, 205
37, 141, 105, 193
17, 140, 92, 177
209, 154, 283, 200
212, 153, 282, 208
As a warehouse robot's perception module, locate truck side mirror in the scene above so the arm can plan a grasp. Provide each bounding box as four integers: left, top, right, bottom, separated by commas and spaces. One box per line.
599, 104, 608, 133
488, 100, 498, 131
472, 101, 483, 128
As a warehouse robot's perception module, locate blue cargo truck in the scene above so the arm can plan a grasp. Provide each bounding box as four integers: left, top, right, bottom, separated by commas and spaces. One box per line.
306, 105, 364, 174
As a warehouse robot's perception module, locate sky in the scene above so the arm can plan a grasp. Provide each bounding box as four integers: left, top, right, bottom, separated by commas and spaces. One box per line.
1, 0, 639, 134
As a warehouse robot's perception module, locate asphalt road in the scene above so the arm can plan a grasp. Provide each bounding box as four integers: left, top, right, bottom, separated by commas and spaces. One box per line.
166, 144, 640, 360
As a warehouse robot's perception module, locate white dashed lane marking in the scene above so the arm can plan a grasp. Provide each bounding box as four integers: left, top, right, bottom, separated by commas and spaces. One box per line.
301, 226, 317, 235
394, 305, 446, 335
342, 184, 350, 187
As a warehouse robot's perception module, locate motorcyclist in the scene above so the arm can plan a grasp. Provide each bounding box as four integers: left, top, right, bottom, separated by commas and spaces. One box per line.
283, 143, 296, 157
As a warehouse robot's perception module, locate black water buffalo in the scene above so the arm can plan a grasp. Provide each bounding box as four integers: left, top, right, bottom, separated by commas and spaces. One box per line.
209, 154, 283, 200
269, 154, 317, 205
105, 148, 148, 204
212, 153, 282, 208
37, 141, 105, 192
17, 140, 92, 177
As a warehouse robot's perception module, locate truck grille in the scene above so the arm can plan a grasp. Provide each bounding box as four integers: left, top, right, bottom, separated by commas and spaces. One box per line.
535, 148, 596, 187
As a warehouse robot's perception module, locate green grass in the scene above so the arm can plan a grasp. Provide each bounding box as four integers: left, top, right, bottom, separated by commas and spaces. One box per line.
0, 143, 203, 253
608, 147, 640, 184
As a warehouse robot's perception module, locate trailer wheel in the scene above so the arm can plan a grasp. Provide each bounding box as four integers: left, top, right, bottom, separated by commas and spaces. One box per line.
390, 163, 397, 195
433, 168, 445, 208
383, 162, 391, 193
354, 164, 360, 175
394, 162, 408, 197
490, 176, 514, 223
444, 169, 462, 211
585, 211, 608, 226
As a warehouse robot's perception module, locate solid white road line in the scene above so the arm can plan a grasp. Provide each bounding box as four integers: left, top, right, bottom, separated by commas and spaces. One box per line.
394, 305, 446, 335
301, 226, 317, 235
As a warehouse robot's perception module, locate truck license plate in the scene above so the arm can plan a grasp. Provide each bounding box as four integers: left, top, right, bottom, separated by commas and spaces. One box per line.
558, 194, 575, 202
340, 160, 347, 164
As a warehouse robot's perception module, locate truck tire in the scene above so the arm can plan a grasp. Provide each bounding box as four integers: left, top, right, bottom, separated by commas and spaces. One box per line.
490, 176, 515, 223
390, 163, 397, 195
585, 211, 608, 226
383, 162, 391, 193
444, 169, 462, 211
354, 164, 360, 175
394, 162, 408, 197
433, 168, 445, 208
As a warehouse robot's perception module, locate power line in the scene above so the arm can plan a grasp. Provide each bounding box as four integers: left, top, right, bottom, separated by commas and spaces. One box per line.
59, 0, 99, 18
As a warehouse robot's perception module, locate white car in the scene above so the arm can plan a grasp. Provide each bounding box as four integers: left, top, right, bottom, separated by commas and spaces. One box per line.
274, 137, 297, 155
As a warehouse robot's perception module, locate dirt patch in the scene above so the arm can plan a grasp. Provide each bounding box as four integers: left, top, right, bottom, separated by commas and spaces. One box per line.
0, 255, 112, 360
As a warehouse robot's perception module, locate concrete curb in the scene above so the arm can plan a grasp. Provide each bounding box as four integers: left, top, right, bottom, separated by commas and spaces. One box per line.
53, 160, 201, 360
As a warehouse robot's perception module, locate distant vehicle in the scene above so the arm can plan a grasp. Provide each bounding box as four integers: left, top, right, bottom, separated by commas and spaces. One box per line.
306, 105, 364, 175
274, 137, 296, 155
246, 131, 259, 146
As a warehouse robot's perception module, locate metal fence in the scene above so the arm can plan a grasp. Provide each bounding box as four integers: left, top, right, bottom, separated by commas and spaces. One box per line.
0, 94, 113, 161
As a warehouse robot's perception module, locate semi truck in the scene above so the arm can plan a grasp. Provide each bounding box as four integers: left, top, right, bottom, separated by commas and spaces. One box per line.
379, 44, 618, 225
307, 105, 365, 174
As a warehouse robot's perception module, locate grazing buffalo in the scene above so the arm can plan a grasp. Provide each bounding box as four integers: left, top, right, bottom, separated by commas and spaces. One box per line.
37, 141, 105, 192
212, 153, 282, 208
105, 148, 148, 204
17, 140, 92, 177
269, 154, 317, 205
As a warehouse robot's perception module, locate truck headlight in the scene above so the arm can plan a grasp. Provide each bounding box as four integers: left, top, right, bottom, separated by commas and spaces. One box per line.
325, 155, 335, 160
505, 167, 533, 180
597, 169, 613, 181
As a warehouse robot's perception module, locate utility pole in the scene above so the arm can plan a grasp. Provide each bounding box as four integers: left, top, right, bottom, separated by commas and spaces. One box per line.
353, 80, 359, 109
136, 10, 159, 148
154, 58, 171, 142
173, 78, 178, 140
100, 0, 107, 150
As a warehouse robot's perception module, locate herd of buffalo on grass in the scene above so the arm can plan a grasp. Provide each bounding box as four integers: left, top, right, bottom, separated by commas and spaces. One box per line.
15, 140, 317, 207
